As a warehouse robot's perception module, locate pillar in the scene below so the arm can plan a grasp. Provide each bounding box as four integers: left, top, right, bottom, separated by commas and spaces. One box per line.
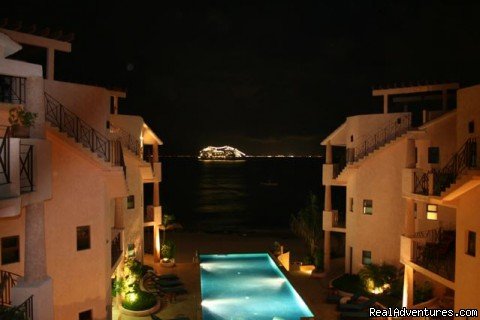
326, 141, 332, 164
383, 94, 389, 113
402, 265, 414, 308
324, 231, 331, 273
25, 77, 45, 138
46, 48, 55, 80
324, 185, 332, 212
152, 142, 161, 262
114, 197, 124, 229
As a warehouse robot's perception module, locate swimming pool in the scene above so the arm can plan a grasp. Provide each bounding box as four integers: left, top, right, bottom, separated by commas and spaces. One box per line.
200, 253, 314, 320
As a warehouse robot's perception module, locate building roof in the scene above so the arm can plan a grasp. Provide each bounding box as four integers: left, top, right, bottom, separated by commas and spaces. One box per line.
321, 122, 346, 146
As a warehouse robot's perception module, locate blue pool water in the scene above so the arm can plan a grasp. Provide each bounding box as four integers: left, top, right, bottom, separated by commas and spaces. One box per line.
200, 253, 314, 320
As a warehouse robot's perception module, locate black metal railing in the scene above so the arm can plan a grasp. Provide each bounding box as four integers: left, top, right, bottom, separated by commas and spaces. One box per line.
144, 205, 154, 222
45, 93, 125, 168
414, 171, 429, 195
109, 124, 140, 156
332, 211, 346, 228
432, 137, 477, 195
0, 270, 20, 306
352, 114, 411, 163
0, 75, 26, 104
0, 126, 11, 185
19, 144, 34, 193
412, 230, 455, 281
111, 230, 122, 268
0, 295, 34, 320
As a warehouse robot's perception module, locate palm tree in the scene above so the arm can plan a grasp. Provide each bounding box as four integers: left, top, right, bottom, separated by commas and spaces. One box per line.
290, 192, 323, 256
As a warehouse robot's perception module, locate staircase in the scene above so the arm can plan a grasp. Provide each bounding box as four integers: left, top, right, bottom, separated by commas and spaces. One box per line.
0, 270, 33, 320
334, 114, 412, 180
434, 137, 478, 197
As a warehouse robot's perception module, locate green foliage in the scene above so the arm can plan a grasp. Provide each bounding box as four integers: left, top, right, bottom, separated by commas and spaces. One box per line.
414, 281, 433, 305
163, 214, 175, 226
290, 192, 322, 256
332, 274, 365, 295
0, 305, 28, 320
302, 255, 314, 265
112, 277, 124, 297
8, 106, 37, 127
161, 239, 176, 260
358, 263, 397, 290
125, 259, 143, 277
272, 241, 281, 254
121, 291, 157, 311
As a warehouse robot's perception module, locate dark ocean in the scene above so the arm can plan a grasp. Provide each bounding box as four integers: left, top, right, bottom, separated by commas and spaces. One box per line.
148, 157, 340, 233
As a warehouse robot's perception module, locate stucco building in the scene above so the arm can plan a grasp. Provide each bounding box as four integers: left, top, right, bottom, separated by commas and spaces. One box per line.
0, 27, 163, 320
322, 82, 479, 311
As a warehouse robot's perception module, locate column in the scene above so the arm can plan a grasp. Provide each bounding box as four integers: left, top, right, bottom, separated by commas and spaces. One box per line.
324, 231, 331, 273
152, 142, 161, 262
383, 94, 389, 113
114, 197, 124, 228
324, 140, 332, 272
402, 265, 414, 308
46, 48, 55, 80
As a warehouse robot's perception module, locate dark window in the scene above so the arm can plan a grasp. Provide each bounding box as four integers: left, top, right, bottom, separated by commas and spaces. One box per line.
428, 147, 440, 164
79, 310, 92, 320
414, 147, 418, 164
77, 226, 90, 251
363, 199, 373, 215
350, 135, 354, 142
397, 117, 401, 124
349, 198, 354, 212
362, 250, 372, 265
1, 236, 19, 265
413, 203, 417, 219
110, 96, 115, 114
127, 195, 135, 209
467, 231, 476, 257
106, 120, 110, 129
469, 121, 475, 134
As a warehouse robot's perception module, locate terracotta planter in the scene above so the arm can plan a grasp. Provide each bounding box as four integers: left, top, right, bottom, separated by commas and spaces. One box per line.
12, 125, 30, 138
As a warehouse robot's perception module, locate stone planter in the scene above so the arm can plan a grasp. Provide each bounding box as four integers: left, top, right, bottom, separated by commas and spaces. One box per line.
119, 298, 161, 317
12, 125, 30, 138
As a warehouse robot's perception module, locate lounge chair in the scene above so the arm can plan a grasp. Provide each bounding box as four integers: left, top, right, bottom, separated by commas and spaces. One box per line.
338, 299, 376, 311
339, 310, 370, 319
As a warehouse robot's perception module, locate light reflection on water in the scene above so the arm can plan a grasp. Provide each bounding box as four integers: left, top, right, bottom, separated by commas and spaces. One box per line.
159, 158, 325, 232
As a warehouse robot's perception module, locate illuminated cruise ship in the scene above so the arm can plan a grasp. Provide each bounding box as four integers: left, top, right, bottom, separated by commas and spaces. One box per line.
198, 146, 246, 160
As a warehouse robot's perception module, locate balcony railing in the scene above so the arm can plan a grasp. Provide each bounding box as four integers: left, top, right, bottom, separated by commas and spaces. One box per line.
19, 144, 34, 193
411, 230, 455, 281
0, 295, 33, 320
352, 114, 411, 163
109, 124, 140, 156
0, 126, 11, 185
332, 211, 346, 228
414, 171, 429, 195
0, 75, 26, 104
0, 270, 20, 306
45, 93, 125, 168
111, 229, 123, 268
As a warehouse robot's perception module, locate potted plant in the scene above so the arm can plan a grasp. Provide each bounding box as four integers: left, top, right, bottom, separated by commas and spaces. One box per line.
160, 239, 176, 267
8, 105, 38, 138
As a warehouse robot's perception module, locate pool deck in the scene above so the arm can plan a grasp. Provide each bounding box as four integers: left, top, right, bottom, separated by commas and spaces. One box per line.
113, 231, 344, 320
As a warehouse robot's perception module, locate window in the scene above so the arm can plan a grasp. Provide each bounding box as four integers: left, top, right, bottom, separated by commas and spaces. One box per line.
76, 226, 90, 251
397, 117, 401, 124
362, 250, 372, 265
349, 198, 354, 212
106, 120, 110, 129
467, 231, 476, 257
363, 199, 373, 215
1, 236, 19, 265
350, 135, 354, 142
414, 203, 417, 219
79, 310, 92, 320
426, 204, 438, 220
110, 96, 115, 114
127, 195, 135, 209
428, 147, 440, 164
469, 121, 475, 134
414, 147, 418, 164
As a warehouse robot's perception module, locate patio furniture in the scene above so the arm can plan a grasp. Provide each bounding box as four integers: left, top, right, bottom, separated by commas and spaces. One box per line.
326, 289, 342, 304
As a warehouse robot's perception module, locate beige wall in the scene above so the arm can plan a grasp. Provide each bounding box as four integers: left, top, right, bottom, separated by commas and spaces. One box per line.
346, 138, 407, 273
45, 134, 110, 320
457, 85, 480, 149
44, 80, 112, 136
455, 185, 480, 310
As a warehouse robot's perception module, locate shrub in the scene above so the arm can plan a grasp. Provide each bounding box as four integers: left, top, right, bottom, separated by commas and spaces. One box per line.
314, 249, 324, 271
122, 291, 157, 311
359, 263, 397, 293
161, 240, 176, 260
414, 281, 433, 305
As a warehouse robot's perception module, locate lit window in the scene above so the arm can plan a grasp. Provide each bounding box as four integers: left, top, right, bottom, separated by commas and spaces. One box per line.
428, 147, 440, 164
1, 236, 20, 265
349, 198, 354, 212
362, 250, 372, 265
79, 310, 92, 320
127, 195, 135, 209
77, 226, 90, 251
427, 204, 438, 220
467, 231, 476, 257
363, 200, 373, 215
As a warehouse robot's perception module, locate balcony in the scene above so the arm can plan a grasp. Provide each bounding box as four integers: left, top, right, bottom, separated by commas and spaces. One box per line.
323, 210, 346, 232
111, 229, 123, 269
0, 75, 25, 105
144, 205, 162, 224
401, 229, 455, 286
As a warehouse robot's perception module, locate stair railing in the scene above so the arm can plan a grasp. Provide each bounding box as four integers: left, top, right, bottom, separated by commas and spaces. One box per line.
432, 137, 477, 195
0, 270, 21, 306
353, 114, 411, 162
109, 124, 140, 156
0, 75, 26, 104
19, 144, 34, 193
0, 126, 11, 185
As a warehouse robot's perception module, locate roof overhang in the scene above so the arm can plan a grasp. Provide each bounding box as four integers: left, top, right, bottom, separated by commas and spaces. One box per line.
321, 122, 347, 146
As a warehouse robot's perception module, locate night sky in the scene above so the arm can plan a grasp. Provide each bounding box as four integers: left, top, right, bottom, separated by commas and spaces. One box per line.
4, 1, 480, 155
